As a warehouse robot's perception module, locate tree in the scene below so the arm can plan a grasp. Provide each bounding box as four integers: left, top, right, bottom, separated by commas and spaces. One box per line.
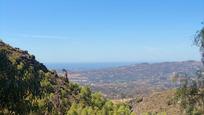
62, 69, 69, 83
67, 103, 78, 115
79, 86, 92, 106
175, 25, 204, 114
0, 50, 43, 114
194, 26, 204, 64
81, 107, 88, 115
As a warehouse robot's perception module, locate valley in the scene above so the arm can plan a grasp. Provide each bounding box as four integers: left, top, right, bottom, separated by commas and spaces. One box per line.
56, 61, 202, 99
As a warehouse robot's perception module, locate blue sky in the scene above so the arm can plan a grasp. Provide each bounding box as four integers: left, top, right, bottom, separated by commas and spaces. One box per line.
0, 0, 203, 63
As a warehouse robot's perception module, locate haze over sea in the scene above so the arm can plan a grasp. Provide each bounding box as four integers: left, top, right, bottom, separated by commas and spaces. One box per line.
45, 62, 136, 71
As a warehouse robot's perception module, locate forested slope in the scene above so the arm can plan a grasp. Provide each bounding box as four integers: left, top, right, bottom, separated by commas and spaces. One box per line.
0, 40, 133, 115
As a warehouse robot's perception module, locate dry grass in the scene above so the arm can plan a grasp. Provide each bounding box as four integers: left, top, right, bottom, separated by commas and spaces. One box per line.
111, 98, 133, 104
134, 89, 184, 115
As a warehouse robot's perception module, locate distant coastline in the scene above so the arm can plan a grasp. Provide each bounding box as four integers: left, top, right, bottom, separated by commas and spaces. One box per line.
45, 60, 200, 72
45, 62, 136, 71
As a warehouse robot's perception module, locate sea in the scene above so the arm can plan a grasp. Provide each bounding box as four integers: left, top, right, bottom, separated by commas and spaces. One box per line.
45, 62, 135, 72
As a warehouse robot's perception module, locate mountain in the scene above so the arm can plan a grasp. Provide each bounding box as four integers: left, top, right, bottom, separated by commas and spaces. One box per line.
69, 61, 202, 98
0, 40, 133, 114
77, 61, 201, 81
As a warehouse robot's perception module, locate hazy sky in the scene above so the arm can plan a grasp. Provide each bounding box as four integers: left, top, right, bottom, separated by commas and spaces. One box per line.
0, 0, 204, 63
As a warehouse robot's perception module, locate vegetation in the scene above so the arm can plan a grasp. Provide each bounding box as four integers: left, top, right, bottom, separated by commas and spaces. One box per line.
0, 41, 134, 114
1, 26, 203, 115
174, 26, 204, 115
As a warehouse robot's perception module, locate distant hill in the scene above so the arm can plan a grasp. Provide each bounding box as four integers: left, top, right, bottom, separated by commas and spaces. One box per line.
78, 61, 202, 81
69, 61, 203, 98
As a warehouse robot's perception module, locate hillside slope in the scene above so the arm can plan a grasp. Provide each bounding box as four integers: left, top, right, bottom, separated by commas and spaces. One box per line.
134, 90, 183, 115
0, 40, 133, 114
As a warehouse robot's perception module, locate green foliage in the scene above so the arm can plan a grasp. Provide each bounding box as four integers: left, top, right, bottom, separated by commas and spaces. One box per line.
66, 101, 133, 115
65, 87, 133, 115
174, 71, 204, 114
174, 26, 204, 115
0, 41, 133, 115
194, 26, 204, 48
0, 48, 43, 114
91, 92, 106, 108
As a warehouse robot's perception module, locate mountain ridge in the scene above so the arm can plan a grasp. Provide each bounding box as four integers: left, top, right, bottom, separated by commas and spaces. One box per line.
69, 60, 202, 98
